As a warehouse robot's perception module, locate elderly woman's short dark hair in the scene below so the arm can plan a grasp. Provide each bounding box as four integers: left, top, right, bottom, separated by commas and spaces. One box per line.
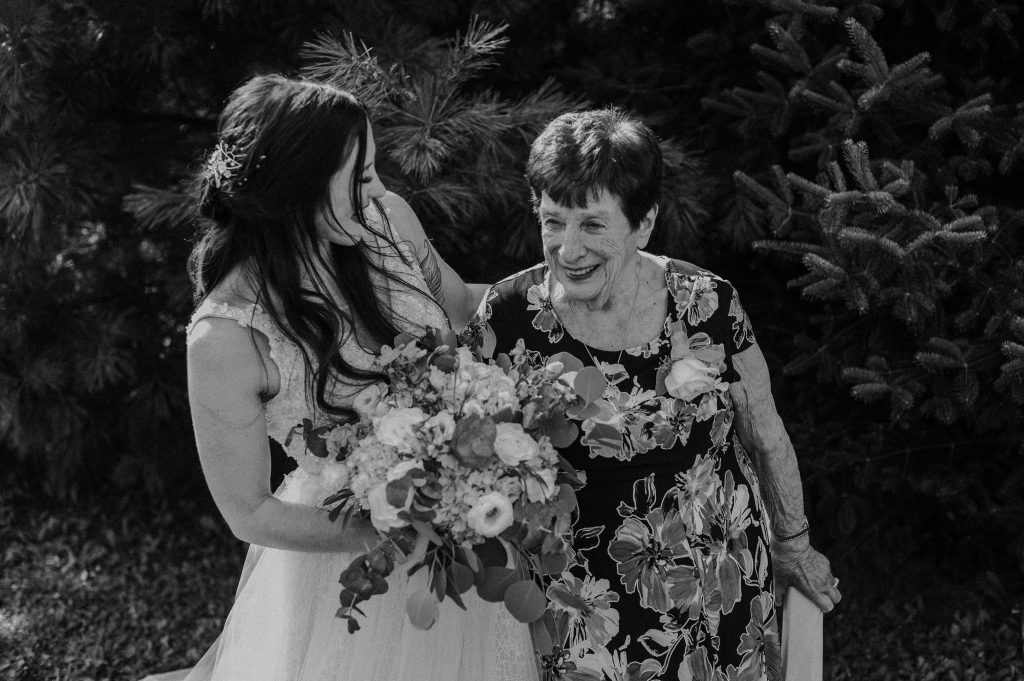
525, 109, 662, 229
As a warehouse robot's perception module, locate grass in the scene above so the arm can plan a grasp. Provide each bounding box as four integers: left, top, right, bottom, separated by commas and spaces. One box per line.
1, 482, 1021, 681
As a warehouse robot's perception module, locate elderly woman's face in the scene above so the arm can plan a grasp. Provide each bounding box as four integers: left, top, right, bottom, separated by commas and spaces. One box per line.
539, 188, 654, 308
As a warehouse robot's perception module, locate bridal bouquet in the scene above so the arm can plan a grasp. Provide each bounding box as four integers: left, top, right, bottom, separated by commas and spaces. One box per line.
297, 329, 604, 633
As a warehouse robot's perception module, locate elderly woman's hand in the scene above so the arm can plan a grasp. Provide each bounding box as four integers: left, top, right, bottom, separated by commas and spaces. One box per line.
771, 536, 842, 613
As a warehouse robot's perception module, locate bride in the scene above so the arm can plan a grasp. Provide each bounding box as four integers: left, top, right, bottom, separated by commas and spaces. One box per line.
143, 74, 537, 681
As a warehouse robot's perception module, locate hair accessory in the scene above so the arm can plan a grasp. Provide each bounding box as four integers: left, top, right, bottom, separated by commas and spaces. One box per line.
205, 140, 243, 189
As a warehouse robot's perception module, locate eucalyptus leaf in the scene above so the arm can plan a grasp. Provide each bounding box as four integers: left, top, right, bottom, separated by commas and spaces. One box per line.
503, 580, 546, 623
572, 366, 608, 403
448, 561, 476, 594
405, 589, 439, 630
547, 351, 585, 375
476, 566, 519, 602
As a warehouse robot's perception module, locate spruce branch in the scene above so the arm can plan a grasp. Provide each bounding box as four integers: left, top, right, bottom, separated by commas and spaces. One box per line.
751, 240, 829, 258
842, 139, 877, 191
838, 227, 904, 258
825, 160, 847, 192
925, 337, 966, 359
760, 0, 838, 19
794, 85, 847, 113
849, 382, 890, 403
843, 19, 888, 82
734, 170, 788, 210
801, 279, 845, 301
785, 170, 831, 198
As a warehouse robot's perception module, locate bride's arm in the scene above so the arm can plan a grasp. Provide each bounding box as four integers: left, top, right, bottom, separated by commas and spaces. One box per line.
728, 342, 842, 612
380, 192, 487, 330
187, 318, 378, 553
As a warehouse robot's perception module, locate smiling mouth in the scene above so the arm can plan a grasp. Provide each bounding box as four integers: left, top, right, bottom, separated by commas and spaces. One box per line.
562, 263, 600, 281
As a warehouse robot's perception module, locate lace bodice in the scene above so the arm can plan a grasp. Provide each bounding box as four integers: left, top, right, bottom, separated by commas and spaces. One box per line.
186, 234, 449, 462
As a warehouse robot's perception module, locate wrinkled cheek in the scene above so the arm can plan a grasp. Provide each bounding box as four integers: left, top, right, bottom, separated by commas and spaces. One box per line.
595, 238, 627, 267
540, 233, 562, 260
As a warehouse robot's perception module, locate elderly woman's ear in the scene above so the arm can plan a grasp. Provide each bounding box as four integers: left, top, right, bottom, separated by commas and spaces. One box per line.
636, 203, 659, 249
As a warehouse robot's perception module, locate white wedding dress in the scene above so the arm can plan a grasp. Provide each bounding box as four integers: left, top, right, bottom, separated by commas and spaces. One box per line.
144, 234, 538, 681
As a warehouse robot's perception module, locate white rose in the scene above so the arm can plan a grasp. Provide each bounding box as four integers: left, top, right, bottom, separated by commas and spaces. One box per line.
493, 423, 539, 466
524, 468, 557, 503
545, 360, 565, 375
456, 346, 475, 368
386, 460, 424, 482
367, 483, 411, 532
320, 462, 350, 491
375, 407, 427, 451
427, 366, 447, 392
425, 412, 456, 443
353, 383, 387, 419
664, 358, 719, 402
466, 492, 515, 538
460, 398, 485, 418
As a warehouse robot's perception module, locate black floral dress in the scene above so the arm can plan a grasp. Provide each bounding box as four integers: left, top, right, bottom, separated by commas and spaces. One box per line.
470, 258, 781, 681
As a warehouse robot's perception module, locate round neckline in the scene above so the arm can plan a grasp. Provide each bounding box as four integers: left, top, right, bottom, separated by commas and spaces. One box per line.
542, 255, 676, 355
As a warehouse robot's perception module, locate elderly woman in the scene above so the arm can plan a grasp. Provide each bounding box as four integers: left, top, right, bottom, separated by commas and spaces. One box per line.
470, 110, 840, 679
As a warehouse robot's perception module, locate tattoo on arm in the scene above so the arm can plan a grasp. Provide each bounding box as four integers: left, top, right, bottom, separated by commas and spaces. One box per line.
418, 238, 446, 307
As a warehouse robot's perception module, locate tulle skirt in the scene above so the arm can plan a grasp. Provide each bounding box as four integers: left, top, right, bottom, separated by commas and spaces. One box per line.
141, 468, 539, 681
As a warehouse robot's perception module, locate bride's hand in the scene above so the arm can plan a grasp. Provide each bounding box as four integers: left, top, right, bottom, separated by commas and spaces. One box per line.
771, 538, 842, 613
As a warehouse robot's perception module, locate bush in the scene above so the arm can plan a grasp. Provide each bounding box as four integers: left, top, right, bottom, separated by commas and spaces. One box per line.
3, 0, 1021, 582
704, 0, 1024, 575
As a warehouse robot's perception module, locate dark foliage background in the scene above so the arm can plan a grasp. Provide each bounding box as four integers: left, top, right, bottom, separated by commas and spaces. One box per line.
1, 0, 1023, 676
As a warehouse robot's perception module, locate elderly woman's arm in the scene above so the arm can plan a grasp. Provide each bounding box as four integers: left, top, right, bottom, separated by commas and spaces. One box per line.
728, 341, 843, 613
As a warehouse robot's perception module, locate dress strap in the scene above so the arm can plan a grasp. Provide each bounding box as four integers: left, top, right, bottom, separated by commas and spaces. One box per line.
187, 299, 263, 337
186, 299, 294, 367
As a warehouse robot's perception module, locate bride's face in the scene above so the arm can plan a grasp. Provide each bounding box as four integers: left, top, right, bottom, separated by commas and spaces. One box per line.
315, 122, 387, 246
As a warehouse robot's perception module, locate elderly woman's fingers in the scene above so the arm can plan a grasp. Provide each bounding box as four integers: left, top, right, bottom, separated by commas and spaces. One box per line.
804, 554, 841, 613
827, 577, 842, 602
786, 568, 834, 612
773, 543, 841, 613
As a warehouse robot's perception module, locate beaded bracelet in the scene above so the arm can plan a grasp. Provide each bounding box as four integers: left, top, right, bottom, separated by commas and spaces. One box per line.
774, 518, 810, 542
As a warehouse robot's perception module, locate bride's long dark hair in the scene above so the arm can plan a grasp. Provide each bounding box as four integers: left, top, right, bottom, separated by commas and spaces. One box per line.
189, 74, 430, 416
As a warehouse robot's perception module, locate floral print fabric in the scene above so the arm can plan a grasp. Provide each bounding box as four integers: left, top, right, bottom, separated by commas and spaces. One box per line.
470, 258, 778, 681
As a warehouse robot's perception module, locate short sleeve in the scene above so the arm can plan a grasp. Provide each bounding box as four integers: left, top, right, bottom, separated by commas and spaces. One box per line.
721, 281, 756, 357
710, 280, 756, 384
459, 265, 548, 359
667, 270, 756, 384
